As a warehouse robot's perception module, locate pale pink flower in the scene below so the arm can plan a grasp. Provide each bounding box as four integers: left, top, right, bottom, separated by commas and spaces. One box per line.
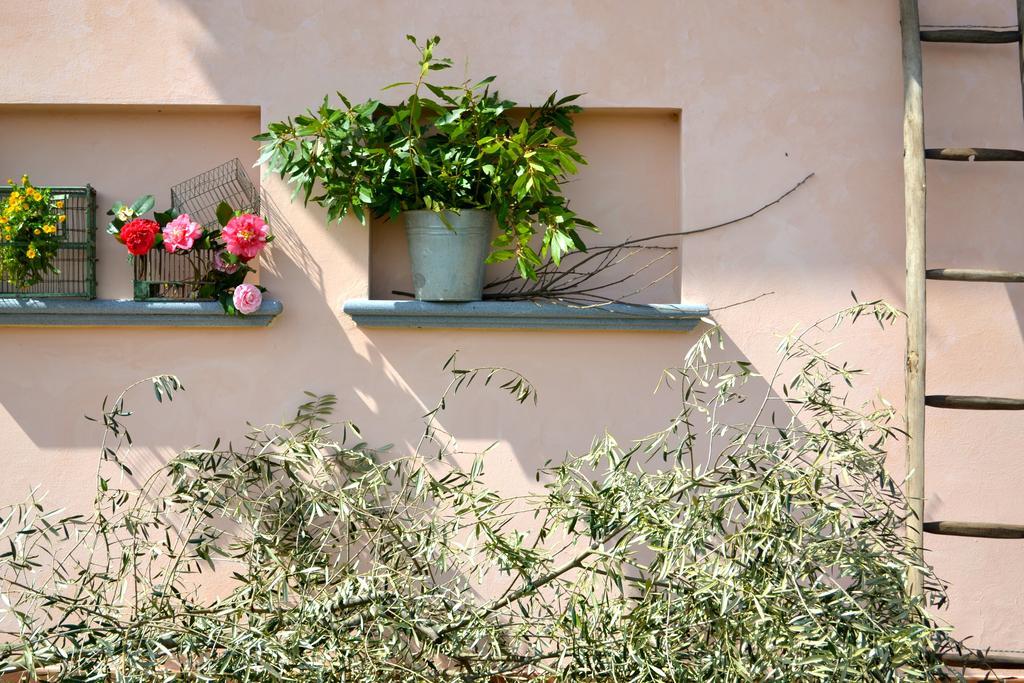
232, 283, 262, 315
162, 214, 203, 253
213, 251, 240, 274
222, 214, 269, 261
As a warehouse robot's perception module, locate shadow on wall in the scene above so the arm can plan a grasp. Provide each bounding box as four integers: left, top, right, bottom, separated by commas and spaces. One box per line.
128, 1, 700, 462
4, 2, 798, 506
0, 104, 334, 432
2, 323, 799, 509
0, 3, 868, 521
260, 189, 323, 296
325, 327, 800, 494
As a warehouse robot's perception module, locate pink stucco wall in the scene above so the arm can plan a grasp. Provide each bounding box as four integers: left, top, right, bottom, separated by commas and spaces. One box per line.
3, 0, 1024, 655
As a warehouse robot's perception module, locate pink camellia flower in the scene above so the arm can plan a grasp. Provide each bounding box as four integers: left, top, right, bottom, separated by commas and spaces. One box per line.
162, 214, 203, 253
222, 214, 269, 261
213, 250, 240, 274
232, 283, 262, 315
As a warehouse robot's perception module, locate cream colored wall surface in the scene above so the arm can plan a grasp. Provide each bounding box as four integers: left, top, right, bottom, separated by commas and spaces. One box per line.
3, 0, 1024, 651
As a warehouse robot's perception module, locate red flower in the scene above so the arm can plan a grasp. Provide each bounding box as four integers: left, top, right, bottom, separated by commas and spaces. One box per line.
120, 218, 160, 256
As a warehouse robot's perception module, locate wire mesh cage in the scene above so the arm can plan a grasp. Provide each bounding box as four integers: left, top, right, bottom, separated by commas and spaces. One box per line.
134, 160, 260, 301
170, 158, 260, 231
133, 249, 221, 301
0, 185, 96, 299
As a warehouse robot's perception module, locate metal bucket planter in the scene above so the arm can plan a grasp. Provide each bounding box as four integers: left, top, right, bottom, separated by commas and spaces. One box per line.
404, 209, 493, 302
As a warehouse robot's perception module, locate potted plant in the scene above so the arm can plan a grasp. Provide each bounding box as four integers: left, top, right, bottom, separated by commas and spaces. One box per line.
107, 195, 272, 315
0, 176, 67, 290
257, 35, 595, 301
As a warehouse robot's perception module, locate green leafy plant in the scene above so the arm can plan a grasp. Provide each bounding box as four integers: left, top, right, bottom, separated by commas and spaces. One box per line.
0, 176, 65, 289
257, 35, 596, 279
0, 303, 961, 682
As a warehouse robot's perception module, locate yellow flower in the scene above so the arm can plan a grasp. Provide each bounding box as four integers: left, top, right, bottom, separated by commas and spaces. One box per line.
26, 246, 37, 259
55, 200, 64, 209
58, 214, 66, 222
33, 228, 40, 235
43, 224, 56, 234
20, 175, 28, 184
9, 191, 19, 201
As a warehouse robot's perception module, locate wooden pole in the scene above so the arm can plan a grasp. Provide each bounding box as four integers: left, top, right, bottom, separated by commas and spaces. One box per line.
924, 521, 1024, 538
899, 0, 926, 599
926, 268, 1024, 282
920, 28, 1020, 43
1018, 0, 1024, 122
925, 146, 1024, 161
926, 395, 1024, 410
943, 651, 1024, 670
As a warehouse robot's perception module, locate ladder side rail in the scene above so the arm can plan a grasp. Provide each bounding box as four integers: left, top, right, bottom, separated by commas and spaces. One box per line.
1019, 0, 1024, 121
900, 0, 927, 600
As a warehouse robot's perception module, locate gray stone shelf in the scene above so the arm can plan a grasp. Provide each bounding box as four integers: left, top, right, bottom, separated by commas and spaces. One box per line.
0, 299, 283, 327
343, 299, 708, 331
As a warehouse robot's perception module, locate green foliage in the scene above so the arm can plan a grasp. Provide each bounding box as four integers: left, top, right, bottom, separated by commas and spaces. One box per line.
256, 35, 596, 280
106, 194, 161, 237
215, 200, 235, 229
0, 176, 64, 289
0, 303, 960, 682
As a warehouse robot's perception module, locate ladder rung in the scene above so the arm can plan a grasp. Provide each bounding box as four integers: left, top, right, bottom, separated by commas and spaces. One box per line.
924, 521, 1024, 538
926, 395, 1024, 410
921, 28, 1021, 44
926, 147, 1024, 161
927, 268, 1024, 282
943, 651, 1024, 669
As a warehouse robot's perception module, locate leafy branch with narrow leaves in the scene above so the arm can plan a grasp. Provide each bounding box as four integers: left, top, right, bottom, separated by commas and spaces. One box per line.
0, 304, 965, 682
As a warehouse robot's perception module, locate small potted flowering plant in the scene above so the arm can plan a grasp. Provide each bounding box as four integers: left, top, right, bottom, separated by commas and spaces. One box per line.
0, 175, 66, 289
107, 197, 272, 315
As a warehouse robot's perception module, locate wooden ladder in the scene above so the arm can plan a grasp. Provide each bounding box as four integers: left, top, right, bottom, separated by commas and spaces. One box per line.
900, 0, 1024, 672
